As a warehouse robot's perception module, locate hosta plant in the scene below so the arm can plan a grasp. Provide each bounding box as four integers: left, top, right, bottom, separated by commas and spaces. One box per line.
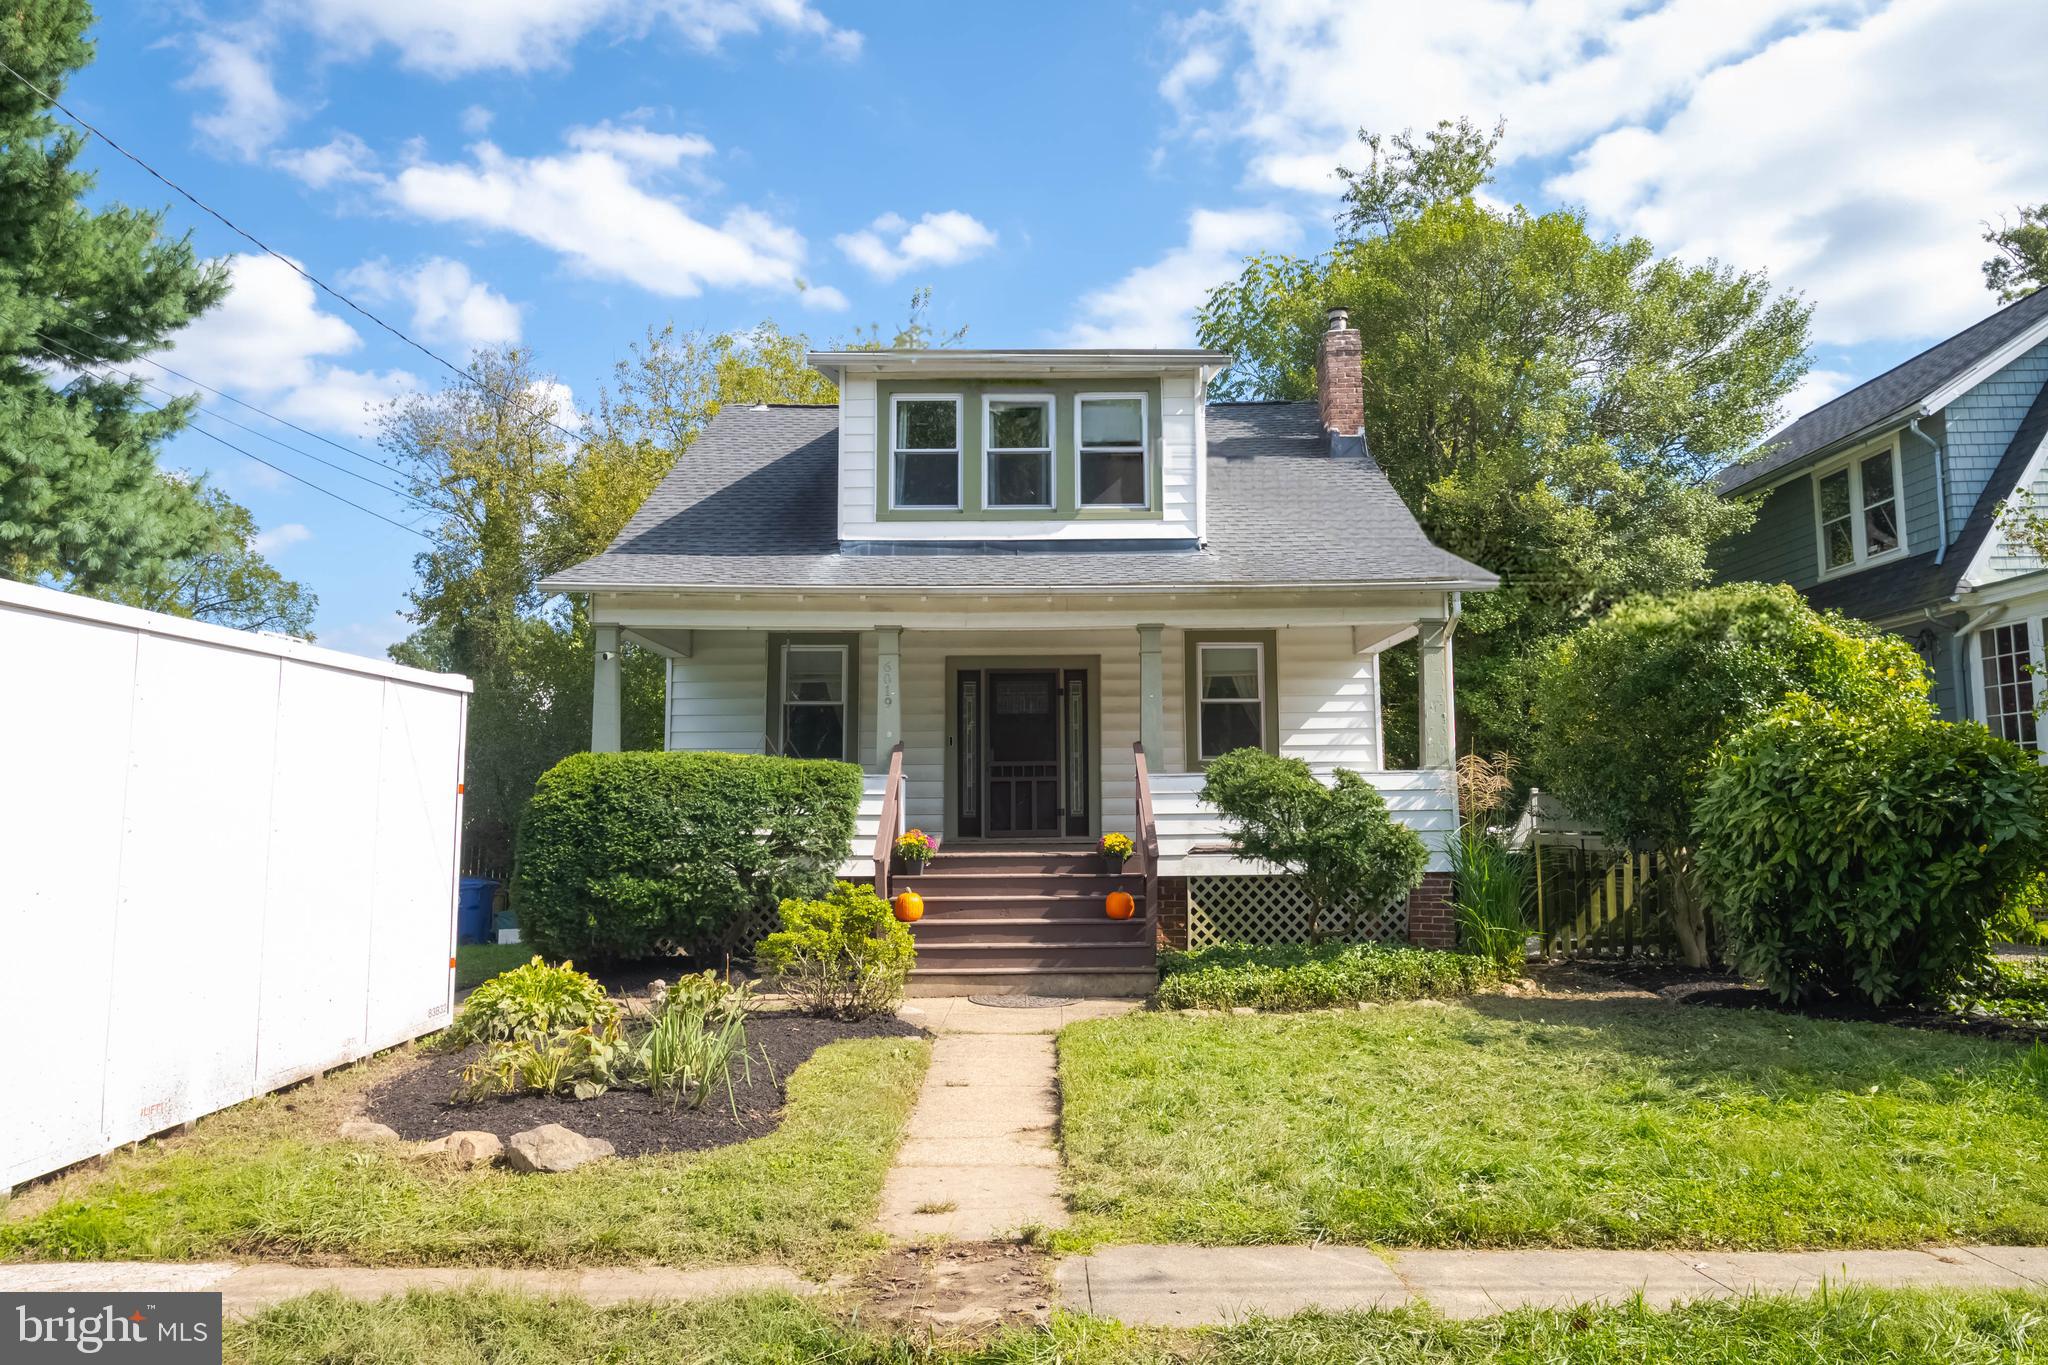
445, 957, 618, 1046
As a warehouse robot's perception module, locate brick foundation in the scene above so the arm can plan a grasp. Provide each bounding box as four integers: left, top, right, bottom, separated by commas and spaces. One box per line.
1154, 876, 1189, 951
1405, 872, 1455, 949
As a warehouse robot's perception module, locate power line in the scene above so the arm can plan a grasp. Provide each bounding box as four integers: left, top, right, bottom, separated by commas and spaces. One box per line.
0, 55, 584, 446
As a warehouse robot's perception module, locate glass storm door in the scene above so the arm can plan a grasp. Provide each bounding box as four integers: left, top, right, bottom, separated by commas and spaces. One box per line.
985, 671, 1060, 837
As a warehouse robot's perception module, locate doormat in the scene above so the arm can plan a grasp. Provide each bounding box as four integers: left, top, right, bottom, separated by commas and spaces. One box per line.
966, 993, 1078, 1009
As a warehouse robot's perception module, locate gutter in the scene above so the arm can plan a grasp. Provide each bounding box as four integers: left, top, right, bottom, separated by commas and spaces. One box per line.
541, 575, 1503, 596
1909, 417, 1950, 564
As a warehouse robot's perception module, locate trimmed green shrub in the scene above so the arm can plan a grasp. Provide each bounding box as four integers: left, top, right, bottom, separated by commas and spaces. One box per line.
445, 956, 618, 1046
1993, 872, 2048, 947
1530, 583, 1928, 964
1696, 695, 2048, 1006
1199, 749, 1429, 941
1154, 941, 1509, 1011
515, 750, 863, 962
756, 881, 916, 1019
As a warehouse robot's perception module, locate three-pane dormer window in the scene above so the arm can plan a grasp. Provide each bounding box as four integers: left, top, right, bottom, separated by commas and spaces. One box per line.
1077, 394, 1148, 508
892, 396, 961, 509
985, 396, 1054, 509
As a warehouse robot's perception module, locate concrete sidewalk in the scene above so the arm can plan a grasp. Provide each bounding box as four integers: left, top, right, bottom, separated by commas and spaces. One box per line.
1056, 1244, 2048, 1325
0, 1262, 818, 1321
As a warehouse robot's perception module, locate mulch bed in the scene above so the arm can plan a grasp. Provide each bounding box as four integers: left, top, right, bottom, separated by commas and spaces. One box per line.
364, 1013, 922, 1158
1587, 959, 2048, 1045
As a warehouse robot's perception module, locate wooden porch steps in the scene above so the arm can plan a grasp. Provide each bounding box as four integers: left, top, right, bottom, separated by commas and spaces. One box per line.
892, 847, 1157, 997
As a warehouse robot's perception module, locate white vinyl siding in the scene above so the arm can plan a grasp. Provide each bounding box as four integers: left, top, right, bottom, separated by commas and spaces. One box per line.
666, 632, 876, 764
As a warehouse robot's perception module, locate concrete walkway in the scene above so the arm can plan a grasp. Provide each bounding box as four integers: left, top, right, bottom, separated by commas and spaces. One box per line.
879, 996, 1137, 1242
0, 1262, 817, 1321
1057, 1244, 2048, 1325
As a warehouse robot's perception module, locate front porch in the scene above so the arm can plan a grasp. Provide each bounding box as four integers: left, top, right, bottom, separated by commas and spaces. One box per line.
587, 588, 1464, 989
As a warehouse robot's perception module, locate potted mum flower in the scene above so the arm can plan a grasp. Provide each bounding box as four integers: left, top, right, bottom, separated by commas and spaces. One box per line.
895, 827, 934, 873
1099, 831, 1134, 871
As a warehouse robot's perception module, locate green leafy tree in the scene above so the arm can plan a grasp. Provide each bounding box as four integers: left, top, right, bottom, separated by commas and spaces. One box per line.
1698, 694, 2048, 1006
838, 286, 969, 351
1, 0, 230, 589
1198, 119, 1812, 761
103, 482, 317, 635
1983, 204, 2048, 303
1199, 748, 1429, 942
1529, 583, 1927, 965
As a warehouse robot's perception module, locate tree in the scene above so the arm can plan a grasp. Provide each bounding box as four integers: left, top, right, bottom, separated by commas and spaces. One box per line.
839, 286, 969, 352
1198, 119, 1812, 761
1529, 583, 1926, 965
1, 0, 231, 590
1983, 205, 2048, 303
1199, 748, 1429, 941
104, 482, 317, 635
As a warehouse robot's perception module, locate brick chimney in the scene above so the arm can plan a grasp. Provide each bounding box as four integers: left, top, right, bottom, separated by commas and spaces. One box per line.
1316, 305, 1364, 440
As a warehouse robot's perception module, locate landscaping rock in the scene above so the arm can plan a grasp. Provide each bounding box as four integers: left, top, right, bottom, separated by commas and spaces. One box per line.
415, 1130, 503, 1167
337, 1118, 400, 1145
506, 1123, 615, 1173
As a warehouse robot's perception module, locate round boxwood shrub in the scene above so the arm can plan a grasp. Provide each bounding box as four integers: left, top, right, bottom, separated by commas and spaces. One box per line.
515, 750, 863, 962
1695, 694, 2048, 1006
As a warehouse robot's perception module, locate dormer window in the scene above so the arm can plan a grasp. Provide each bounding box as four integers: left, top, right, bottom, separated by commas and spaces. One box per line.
985, 396, 1054, 509
1077, 394, 1148, 508
1814, 439, 1903, 575
891, 395, 961, 509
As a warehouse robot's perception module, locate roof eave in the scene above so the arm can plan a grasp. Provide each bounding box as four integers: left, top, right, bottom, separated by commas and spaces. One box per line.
807, 348, 1235, 384
539, 573, 1500, 596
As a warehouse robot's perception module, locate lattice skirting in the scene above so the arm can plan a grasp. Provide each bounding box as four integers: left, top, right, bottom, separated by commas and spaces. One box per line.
1185, 875, 1407, 949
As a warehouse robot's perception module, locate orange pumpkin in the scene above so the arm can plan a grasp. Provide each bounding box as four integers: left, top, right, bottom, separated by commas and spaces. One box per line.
1105, 890, 1135, 920
892, 890, 925, 923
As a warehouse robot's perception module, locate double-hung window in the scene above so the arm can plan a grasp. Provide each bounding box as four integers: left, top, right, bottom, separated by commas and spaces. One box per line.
780, 644, 849, 760
1981, 623, 2038, 751
985, 395, 1054, 509
1815, 442, 1903, 574
1197, 642, 1265, 760
891, 396, 961, 509
1076, 394, 1148, 508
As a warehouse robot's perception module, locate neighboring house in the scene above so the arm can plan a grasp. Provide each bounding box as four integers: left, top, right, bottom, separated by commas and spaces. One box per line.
541, 310, 1497, 993
1716, 288, 2048, 749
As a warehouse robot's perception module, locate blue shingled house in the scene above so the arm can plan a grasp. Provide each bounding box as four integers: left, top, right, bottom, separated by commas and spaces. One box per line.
1715, 288, 2048, 748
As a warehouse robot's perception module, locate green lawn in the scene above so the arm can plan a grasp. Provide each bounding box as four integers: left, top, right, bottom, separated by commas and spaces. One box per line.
223, 1287, 2048, 1364
2, 1037, 927, 1277
1059, 997, 2048, 1250
454, 941, 535, 990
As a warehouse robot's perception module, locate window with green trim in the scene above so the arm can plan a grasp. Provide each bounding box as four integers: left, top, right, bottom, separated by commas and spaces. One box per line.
1077, 394, 1147, 507
892, 395, 961, 509
780, 643, 849, 760
985, 395, 1054, 508
1197, 642, 1265, 759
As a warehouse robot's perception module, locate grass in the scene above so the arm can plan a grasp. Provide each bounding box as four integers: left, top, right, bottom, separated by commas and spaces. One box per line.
1965, 959, 2048, 1024
1058, 996, 2048, 1250
454, 941, 535, 990
1154, 942, 1511, 1012
222, 1286, 2048, 1364
1, 1037, 927, 1277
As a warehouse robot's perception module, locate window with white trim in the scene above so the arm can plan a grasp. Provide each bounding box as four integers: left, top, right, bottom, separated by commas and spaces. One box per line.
891, 395, 961, 509
780, 644, 849, 760
1981, 623, 2038, 751
1197, 642, 1264, 760
1076, 393, 1147, 507
984, 395, 1053, 508
1814, 441, 1904, 575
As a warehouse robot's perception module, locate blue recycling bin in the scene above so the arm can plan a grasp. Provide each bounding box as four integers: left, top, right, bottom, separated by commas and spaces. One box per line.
457, 877, 499, 945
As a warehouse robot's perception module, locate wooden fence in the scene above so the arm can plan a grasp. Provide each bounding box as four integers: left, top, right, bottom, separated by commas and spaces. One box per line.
1532, 839, 1681, 960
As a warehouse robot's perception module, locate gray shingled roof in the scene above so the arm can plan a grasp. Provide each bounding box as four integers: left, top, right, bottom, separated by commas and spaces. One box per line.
541, 401, 1496, 593
1720, 288, 2048, 497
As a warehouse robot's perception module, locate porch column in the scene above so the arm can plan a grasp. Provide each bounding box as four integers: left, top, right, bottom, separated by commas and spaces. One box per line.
591, 622, 621, 753
1137, 622, 1165, 759
1417, 617, 1456, 769
874, 625, 902, 756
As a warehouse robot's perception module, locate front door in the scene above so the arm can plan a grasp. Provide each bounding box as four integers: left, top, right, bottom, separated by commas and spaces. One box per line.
955, 666, 1092, 840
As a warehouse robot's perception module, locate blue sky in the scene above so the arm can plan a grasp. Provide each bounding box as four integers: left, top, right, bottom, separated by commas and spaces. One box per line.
58, 0, 2048, 656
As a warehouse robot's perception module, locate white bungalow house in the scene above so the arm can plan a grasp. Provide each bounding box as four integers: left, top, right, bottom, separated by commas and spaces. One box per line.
541, 311, 1497, 992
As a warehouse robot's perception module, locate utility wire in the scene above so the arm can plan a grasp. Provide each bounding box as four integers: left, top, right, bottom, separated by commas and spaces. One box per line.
0, 55, 584, 445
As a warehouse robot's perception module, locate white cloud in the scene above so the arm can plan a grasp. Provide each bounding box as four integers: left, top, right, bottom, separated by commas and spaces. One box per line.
182, 29, 295, 158
1783, 367, 1856, 424
1166, 0, 2048, 348
836, 211, 998, 281
252, 522, 313, 554
799, 283, 850, 312
164, 255, 421, 438
460, 104, 495, 135
382, 127, 825, 301
295, 0, 859, 75
343, 257, 524, 348
273, 132, 381, 188
1062, 207, 1300, 348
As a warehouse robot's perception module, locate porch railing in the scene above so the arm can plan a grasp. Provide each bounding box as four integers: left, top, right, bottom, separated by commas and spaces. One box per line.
873, 742, 905, 902
1132, 741, 1160, 941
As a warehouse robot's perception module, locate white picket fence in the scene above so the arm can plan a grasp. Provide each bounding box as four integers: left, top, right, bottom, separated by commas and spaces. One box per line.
0, 579, 471, 1190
